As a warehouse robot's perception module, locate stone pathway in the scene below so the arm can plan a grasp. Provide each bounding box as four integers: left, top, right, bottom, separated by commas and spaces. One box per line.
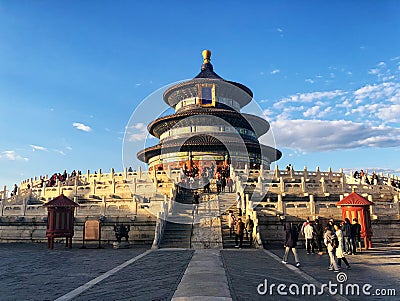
172, 249, 231, 300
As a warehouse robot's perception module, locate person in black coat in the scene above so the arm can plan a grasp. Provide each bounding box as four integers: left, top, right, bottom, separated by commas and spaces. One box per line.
342, 218, 352, 254
314, 218, 324, 255
351, 218, 362, 254
282, 222, 300, 267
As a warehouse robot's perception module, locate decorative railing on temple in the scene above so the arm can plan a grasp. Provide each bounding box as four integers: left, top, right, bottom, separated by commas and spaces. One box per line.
1, 166, 399, 220
230, 166, 400, 221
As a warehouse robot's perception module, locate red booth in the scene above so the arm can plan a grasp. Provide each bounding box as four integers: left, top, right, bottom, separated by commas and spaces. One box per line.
336, 192, 373, 250
44, 194, 79, 249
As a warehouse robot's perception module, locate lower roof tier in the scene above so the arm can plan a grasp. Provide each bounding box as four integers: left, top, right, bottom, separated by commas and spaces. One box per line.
137, 134, 281, 163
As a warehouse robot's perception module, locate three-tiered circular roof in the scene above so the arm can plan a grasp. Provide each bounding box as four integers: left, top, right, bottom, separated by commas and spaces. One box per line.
137, 50, 281, 165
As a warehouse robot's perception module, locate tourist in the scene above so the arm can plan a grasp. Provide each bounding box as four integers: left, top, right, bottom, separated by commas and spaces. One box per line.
304, 221, 315, 254
282, 222, 300, 267
245, 215, 254, 246
324, 227, 339, 272
342, 218, 352, 254
334, 224, 351, 269
205, 181, 211, 193
189, 176, 195, 189
216, 177, 222, 194
314, 218, 324, 255
221, 177, 226, 192
227, 177, 233, 193
228, 211, 236, 237
234, 217, 245, 248
300, 217, 310, 237
202, 173, 208, 193
192, 191, 200, 216
236, 192, 242, 216
360, 170, 365, 183
372, 172, 379, 185
210, 163, 215, 178
351, 218, 362, 254
327, 218, 335, 232
13, 184, 18, 196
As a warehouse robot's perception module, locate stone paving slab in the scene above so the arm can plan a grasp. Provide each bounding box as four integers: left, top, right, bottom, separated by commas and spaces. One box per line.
73, 249, 193, 301
267, 245, 399, 301
221, 249, 339, 301
0, 243, 148, 301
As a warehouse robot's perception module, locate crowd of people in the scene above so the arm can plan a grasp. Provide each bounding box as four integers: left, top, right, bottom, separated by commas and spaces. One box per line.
178, 163, 234, 194
228, 210, 254, 248
282, 217, 362, 271
353, 169, 381, 185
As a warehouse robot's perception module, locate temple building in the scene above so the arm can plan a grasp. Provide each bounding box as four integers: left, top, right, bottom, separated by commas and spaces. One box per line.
137, 50, 281, 175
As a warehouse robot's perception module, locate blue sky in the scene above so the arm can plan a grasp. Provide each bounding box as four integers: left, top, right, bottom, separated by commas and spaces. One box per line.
0, 1, 399, 189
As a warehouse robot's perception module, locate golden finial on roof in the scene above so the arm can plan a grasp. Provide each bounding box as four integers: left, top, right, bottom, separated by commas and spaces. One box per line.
202, 50, 211, 64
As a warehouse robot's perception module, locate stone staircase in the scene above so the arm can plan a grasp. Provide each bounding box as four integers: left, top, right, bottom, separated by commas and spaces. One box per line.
219, 193, 253, 249
159, 190, 194, 248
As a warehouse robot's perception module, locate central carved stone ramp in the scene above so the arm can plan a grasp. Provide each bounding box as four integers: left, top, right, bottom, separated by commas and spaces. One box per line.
159, 190, 194, 248
191, 192, 223, 248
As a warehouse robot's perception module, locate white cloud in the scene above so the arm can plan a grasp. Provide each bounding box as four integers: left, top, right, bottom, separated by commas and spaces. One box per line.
262, 109, 274, 118
303, 106, 320, 118
266, 119, 400, 152
72, 122, 92, 132
377, 105, 400, 122
127, 122, 148, 141
277, 28, 283, 33
29, 145, 47, 152
353, 82, 398, 104
305, 79, 314, 84
270, 69, 280, 75
0, 151, 29, 161
54, 149, 66, 156
274, 90, 346, 109
134, 123, 146, 130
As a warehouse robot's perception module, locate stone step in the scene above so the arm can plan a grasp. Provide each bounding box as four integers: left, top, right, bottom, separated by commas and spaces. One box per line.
160, 220, 193, 249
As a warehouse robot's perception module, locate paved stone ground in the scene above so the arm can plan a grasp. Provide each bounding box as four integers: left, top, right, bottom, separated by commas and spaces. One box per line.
74, 249, 193, 301
266, 243, 400, 301
222, 249, 339, 301
0, 243, 398, 301
0, 243, 148, 301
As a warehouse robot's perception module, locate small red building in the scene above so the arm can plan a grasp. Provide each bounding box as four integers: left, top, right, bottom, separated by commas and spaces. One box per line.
336, 192, 373, 250
43, 194, 79, 249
